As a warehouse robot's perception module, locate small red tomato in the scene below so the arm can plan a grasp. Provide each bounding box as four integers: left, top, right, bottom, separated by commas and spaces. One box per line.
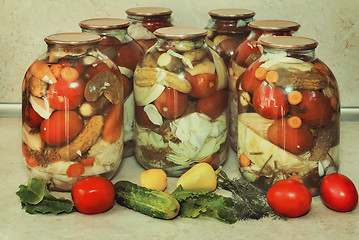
253, 85, 289, 119
240, 60, 262, 94
185, 72, 218, 98
233, 39, 261, 68
115, 42, 144, 71
40, 110, 84, 146
320, 173, 358, 212
290, 90, 333, 128
71, 176, 115, 214
135, 104, 156, 129
58, 59, 85, 75
196, 90, 228, 119
23, 105, 44, 128
267, 179, 312, 217
85, 62, 111, 81
47, 77, 85, 110
267, 119, 314, 154
154, 88, 188, 118
215, 38, 241, 65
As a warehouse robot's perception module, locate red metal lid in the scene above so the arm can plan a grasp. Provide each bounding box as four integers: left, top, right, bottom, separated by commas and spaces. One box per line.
248, 20, 300, 31
79, 18, 130, 30
154, 27, 207, 39
125, 7, 172, 16
208, 8, 255, 19
44, 33, 101, 45
260, 36, 318, 50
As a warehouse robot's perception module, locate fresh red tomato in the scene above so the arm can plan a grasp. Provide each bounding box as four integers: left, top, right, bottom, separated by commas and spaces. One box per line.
233, 39, 261, 68
290, 90, 333, 128
115, 42, 144, 71
267, 119, 314, 154
185, 72, 218, 99
135, 104, 156, 129
320, 173, 358, 212
40, 110, 84, 146
154, 87, 188, 118
253, 85, 289, 119
267, 179, 312, 217
47, 77, 85, 110
240, 60, 262, 94
71, 176, 115, 214
196, 90, 228, 119
23, 105, 44, 128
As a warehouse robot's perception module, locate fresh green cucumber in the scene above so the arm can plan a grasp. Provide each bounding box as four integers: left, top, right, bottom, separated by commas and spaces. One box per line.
114, 180, 180, 219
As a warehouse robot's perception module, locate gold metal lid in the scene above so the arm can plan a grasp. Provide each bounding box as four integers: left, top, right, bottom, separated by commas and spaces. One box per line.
154, 27, 208, 39
260, 36, 318, 50
125, 7, 172, 16
248, 20, 300, 31
208, 8, 255, 19
44, 33, 102, 45
79, 18, 130, 29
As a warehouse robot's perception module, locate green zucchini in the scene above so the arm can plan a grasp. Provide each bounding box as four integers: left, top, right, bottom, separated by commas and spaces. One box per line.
114, 180, 180, 219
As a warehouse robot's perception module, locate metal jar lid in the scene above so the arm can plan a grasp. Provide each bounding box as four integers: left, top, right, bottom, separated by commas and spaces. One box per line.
79, 18, 130, 30
44, 33, 102, 45
125, 7, 172, 16
154, 27, 207, 39
208, 8, 255, 19
248, 20, 300, 32
259, 36, 318, 50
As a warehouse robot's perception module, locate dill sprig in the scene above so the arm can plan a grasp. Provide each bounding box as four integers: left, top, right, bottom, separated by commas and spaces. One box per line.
217, 170, 285, 220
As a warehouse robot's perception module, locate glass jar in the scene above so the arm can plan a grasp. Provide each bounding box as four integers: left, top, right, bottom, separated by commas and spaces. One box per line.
228, 20, 300, 152
22, 33, 124, 191
237, 36, 340, 195
133, 27, 229, 176
79, 18, 144, 158
126, 7, 173, 51
205, 8, 255, 66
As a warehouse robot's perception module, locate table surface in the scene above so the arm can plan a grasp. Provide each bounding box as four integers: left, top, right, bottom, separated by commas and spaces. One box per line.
1, 117, 358, 240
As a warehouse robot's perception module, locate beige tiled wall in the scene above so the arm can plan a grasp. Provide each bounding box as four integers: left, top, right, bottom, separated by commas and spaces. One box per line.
1, 0, 358, 107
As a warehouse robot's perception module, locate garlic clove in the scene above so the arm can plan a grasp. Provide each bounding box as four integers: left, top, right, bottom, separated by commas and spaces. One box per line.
29, 95, 54, 119
22, 123, 44, 151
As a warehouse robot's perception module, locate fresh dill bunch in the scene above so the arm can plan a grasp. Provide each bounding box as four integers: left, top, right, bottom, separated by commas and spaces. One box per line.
217, 170, 285, 220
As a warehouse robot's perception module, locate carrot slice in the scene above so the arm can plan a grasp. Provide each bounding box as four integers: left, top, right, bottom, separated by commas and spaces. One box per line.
265, 70, 279, 83
50, 64, 62, 78
81, 157, 95, 166
28, 60, 57, 83
103, 104, 123, 143
26, 156, 38, 168
288, 90, 303, 105
66, 163, 85, 177
61, 67, 79, 82
22, 145, 28, 157
239, 153, 251, 167
254, 67, 268, 80
287, 116, 302, 129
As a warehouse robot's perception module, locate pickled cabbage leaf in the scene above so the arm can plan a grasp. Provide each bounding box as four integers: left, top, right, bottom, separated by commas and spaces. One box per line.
16, 178, 74, 214
172, 186, 237, 224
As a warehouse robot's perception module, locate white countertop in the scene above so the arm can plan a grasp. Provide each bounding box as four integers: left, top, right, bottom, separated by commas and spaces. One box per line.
1, 117, 358, 240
